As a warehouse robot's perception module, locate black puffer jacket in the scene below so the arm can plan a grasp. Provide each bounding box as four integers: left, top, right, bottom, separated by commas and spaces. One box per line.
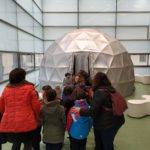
80, 86, 125, 131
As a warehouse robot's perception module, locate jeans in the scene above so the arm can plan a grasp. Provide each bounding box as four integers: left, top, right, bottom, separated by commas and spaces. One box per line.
94, 127, 119, 150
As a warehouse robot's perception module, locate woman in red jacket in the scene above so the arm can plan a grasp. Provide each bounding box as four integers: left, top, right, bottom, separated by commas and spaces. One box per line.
0, 68, 41, 150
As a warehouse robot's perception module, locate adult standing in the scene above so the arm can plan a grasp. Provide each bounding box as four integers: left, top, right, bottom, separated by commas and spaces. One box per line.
0, 68, 41, 150
74, 72, 125, 150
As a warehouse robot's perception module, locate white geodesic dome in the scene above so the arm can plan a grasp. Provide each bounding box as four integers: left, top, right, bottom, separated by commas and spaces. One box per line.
39, 29, 135, 96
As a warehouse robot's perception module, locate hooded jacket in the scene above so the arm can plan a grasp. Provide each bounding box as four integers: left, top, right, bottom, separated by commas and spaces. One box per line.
41, 99, 66, 144
67, 100, 93, 140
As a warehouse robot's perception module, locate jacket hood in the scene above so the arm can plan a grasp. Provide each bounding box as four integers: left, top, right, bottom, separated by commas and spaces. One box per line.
43, 99, 60, 106
74, 99, 88, 107
43, 100, 61, 114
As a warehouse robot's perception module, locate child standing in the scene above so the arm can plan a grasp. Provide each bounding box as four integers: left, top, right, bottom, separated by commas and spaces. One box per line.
41, 89, 66, 150
66, 91, 93, 150
61, 86, 74, 117
63, 73, 72, 87
55, 85, 62, 100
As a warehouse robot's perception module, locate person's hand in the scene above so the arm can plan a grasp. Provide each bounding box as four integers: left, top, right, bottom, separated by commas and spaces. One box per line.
71, 107, 81, 113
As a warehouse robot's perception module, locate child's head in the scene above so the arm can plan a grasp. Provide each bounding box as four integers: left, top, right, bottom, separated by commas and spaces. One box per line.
55, 86, 62, 97
55, 85, 61, 91
42, 85, 52, 99
42, 85, 52, 91
73, 87, 87, 100
45, 89, 57, 102
63, 86, 73, 96
65, 73, 71, 78
76, 89, 88, 100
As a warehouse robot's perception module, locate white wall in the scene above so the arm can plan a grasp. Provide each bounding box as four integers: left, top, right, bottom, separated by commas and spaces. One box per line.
43, 0, 150, 75
43, 0, 150, 50
0, 70, 40, 95
0, 0, 43, 94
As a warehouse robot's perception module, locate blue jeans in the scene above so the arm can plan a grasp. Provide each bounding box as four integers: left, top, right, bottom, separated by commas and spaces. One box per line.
94, 127, 119, 150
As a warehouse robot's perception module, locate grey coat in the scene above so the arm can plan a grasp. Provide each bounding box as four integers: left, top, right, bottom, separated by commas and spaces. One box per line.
41, 100, 66, 144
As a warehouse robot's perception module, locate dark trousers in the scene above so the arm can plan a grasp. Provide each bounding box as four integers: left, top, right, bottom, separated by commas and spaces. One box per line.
94, 127, 119, 150
32, 140, 40, 150
70, 136, 87, 150
45, 143, 63, 150
11, 141, 32, 150
32, 126, 42, 150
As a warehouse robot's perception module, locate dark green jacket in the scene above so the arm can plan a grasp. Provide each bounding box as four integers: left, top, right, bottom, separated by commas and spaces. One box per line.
41, 100, 66, 143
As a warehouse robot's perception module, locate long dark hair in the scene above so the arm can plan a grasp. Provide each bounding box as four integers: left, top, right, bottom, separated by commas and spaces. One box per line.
92, 72, 112, 91
9, 68, 26, 84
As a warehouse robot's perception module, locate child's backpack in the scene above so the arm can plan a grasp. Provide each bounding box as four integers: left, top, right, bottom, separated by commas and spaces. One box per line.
99, 89, 128, 116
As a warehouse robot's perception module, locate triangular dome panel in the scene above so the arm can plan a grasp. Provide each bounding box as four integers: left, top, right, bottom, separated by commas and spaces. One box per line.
39, 28, 134, 96
110, 54, 124, 67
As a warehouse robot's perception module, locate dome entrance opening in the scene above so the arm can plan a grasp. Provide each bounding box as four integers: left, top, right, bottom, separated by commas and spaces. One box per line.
73, 52, 90, 75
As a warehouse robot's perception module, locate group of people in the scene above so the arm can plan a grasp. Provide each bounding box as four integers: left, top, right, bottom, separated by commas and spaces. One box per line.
0, 68, 125, 150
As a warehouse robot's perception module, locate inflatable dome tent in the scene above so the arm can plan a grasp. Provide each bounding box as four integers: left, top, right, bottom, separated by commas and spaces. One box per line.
39, 29, 135, 96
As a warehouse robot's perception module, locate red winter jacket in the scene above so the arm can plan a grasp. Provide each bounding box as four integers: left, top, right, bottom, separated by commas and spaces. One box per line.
0, 81, 41, 133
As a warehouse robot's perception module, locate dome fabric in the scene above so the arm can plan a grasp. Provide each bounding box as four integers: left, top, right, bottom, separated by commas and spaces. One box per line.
39, 29, 135, 96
